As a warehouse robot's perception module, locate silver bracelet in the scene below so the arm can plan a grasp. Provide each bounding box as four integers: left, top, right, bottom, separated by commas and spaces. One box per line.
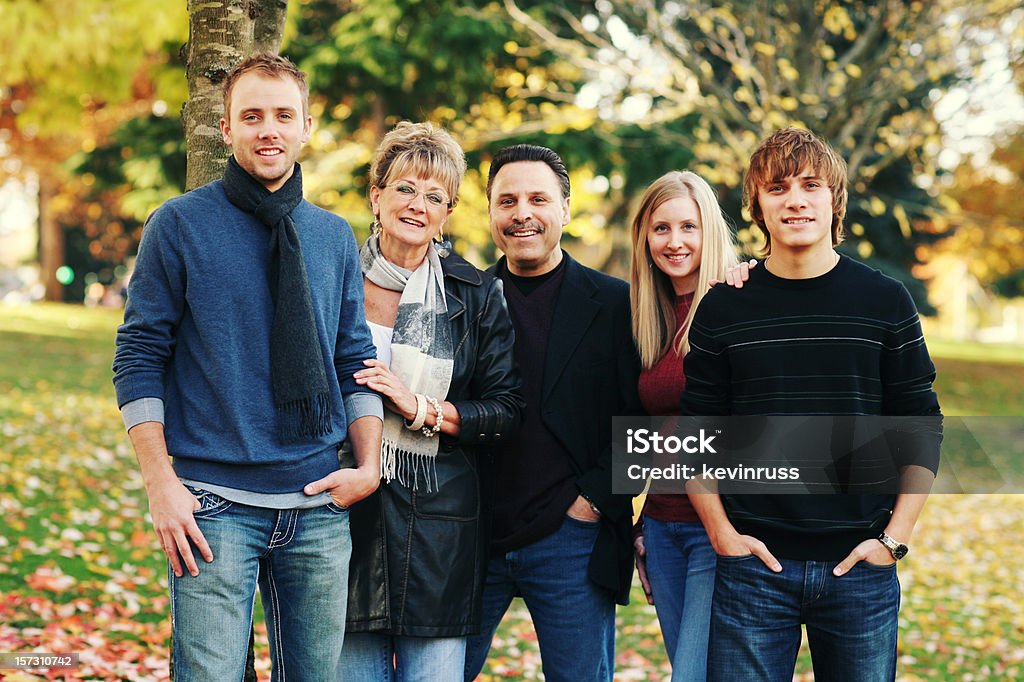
405, 393, 428, 431
422, 395, 443, 437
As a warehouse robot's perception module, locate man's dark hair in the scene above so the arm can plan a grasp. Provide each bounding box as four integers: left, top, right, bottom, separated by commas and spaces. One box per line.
486, 144, 570, 200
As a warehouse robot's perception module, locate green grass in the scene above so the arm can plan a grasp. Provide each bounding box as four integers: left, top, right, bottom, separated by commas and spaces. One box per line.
928, 338, 1024, 366
1, 303, 1022, 681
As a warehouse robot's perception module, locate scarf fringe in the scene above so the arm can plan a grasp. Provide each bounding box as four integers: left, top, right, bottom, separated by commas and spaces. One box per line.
278, 392, 333, 439
382, 439, 440, 493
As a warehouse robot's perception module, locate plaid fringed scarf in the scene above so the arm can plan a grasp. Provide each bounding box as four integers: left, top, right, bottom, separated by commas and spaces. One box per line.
360, 234, 454, 491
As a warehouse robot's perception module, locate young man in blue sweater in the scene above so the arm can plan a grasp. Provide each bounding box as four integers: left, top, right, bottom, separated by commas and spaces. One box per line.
113, 53, 383, 681
683, 128, 942, 681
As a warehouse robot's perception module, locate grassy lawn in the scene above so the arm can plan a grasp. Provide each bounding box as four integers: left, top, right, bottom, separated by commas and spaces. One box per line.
1, 303, 1022, 681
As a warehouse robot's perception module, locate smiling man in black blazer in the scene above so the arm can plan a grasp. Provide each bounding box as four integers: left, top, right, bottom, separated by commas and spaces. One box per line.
463, 144, 642, 682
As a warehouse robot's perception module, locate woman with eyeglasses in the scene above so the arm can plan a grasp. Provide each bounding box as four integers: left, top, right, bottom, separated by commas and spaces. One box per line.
340, 121, 523, 680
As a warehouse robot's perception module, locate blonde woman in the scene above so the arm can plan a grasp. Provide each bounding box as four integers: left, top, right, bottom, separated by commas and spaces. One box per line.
629, 170, 738, 682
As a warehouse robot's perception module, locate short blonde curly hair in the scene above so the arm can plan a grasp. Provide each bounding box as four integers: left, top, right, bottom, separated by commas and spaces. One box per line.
369, 121, 467, 207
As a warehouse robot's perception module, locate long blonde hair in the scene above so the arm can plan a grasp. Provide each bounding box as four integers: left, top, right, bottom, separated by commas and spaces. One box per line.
630, 171, 737, 368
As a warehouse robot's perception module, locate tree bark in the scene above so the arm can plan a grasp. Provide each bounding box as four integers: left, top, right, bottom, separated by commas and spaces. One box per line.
253, 0, 288, 53
183, 0, 256, 191
183, 0, 292, 191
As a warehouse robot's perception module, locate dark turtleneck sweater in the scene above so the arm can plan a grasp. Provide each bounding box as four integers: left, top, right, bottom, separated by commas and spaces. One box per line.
490, 258, 580, 553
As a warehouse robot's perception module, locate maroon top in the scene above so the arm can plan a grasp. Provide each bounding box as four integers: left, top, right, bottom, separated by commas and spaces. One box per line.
638, 292, 699, 523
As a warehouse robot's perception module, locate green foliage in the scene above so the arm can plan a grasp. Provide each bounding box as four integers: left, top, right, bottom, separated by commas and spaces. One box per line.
0, 0, 186, 135
33, 0, 1022, 306
72, 114, 187, 220
499, 0, 1021, 304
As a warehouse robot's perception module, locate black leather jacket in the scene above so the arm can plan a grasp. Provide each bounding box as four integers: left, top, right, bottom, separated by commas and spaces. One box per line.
346, 251, 524, 636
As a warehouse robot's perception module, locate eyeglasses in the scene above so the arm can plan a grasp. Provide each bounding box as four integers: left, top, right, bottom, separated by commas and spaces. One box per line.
387, 183, 451, 209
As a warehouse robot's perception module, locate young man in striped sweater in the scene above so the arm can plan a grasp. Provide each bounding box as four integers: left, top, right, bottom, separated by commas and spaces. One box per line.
682, 127, 942, 681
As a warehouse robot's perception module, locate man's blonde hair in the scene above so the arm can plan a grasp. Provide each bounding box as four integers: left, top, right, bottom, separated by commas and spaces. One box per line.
223, 52, 310, 120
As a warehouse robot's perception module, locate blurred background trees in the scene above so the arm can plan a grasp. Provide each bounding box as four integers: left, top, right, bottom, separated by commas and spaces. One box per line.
2, 0, 1023, 338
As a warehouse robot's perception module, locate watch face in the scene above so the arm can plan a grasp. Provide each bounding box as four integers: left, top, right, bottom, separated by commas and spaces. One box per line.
879, 533, 909, 560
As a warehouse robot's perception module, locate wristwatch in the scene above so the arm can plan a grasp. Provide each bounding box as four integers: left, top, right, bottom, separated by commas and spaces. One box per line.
580, 492, 601, 518
877, 532, 909, 560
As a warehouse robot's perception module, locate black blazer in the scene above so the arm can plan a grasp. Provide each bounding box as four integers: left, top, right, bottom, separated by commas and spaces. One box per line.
493, 251, 642, 604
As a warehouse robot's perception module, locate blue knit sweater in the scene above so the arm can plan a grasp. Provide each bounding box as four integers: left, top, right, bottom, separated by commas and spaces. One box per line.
113, 180, 379, 494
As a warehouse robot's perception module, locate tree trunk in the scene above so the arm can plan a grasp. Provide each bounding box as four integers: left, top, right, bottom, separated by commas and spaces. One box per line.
253, 0, 288, 53
183, 0, 292, 191
37, 171, 64, 302
183, 0, 255, 191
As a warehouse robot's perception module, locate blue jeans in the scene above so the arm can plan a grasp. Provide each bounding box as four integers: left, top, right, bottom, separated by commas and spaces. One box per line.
170, 487, 351, 682
341, 633, 466, 682
643, 517, 716, 682
709, 556, 900, 682
464, 515, 616, 682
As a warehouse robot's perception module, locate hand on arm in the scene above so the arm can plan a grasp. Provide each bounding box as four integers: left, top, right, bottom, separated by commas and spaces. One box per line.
129, 421, 212, 578
353, 359, 462, 436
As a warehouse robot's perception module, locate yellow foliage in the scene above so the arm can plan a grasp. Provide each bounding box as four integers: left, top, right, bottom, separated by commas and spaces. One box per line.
777, 59, 800, 82
823, 6, 853, 35
893, 203, 912, 239
868, 196, 887, 217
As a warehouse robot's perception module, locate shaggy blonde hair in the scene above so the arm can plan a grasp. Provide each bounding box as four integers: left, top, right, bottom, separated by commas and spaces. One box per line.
743, 127, 848, 255
630, 171, 737, 368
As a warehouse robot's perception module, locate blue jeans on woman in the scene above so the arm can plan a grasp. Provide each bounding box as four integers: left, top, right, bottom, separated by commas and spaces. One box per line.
709, 555, 900, 682
643, 517, 716, 682
169, 488, 352, 682
340, 633, 466, 682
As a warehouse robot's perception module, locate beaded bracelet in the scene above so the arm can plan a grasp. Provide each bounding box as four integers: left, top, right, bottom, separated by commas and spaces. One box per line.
405, 393, 428, 431
422, 395, 443, 437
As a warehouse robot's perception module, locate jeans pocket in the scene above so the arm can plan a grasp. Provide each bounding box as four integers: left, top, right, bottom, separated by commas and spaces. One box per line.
859, 558, 897, 571
564, 512, 601, 527
325, 501, 349, 514
188, 487, 232, 518
716, 552, 756, 561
